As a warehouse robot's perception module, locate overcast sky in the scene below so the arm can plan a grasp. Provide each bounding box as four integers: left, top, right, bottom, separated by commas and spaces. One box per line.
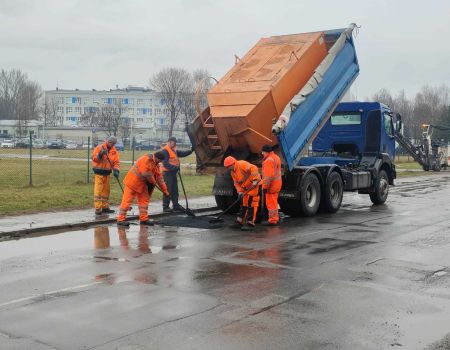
1, 0, 449, 99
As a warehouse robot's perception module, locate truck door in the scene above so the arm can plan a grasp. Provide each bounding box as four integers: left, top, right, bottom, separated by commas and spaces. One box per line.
382, 112, 395, 159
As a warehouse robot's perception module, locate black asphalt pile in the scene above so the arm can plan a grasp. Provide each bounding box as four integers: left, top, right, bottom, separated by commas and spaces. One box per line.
155, 214, 230, 229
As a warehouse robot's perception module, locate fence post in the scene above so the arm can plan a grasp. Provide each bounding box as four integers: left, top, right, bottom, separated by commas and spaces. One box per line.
132, 136, 135, 165
87, 136, 90, 184
29, 131, 33, 186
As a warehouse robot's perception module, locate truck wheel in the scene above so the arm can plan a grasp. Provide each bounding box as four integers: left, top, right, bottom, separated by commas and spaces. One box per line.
299, 172, 321, 217
215, 194, 239, 214
321, 171, 343, 213
369, 169, 389, 205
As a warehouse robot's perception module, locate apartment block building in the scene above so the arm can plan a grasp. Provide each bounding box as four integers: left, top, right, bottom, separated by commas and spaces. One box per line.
44, 86, 188, 142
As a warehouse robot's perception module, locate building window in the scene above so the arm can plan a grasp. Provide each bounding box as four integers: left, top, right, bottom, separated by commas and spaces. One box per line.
57, 97, 64, 104
75, 107, 82, 113
2, 130, 7, 134
137, 118, 144, 123
122, 98, 128, 104
66, 107, 72, 113
57, 106, 64, 113
137, 99, 143, 105
155, 108, 161, 115
128, 98, 134, 105
72, 97, 81, 104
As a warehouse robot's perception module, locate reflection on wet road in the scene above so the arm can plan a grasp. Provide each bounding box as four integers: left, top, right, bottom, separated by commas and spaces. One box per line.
1, 175, 450, 349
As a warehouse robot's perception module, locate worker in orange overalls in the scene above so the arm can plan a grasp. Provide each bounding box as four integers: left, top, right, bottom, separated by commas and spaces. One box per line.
117, 151, 169, 226
91, 136, 120, 215
160, 136, 193, 213
223, 156, 261, 231
261, 144, 282, 226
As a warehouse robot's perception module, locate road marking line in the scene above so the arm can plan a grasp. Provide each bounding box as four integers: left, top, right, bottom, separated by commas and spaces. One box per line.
0, 282, 100, 308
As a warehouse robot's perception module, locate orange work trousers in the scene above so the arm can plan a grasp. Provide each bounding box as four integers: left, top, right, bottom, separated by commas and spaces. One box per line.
265, 192, 279, 224
237, 186, 260, 225
117, 185, 150, 222
94, 174, 111, 210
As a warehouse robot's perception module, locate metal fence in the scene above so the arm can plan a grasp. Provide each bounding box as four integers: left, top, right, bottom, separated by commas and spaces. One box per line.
0, 132, 195, 189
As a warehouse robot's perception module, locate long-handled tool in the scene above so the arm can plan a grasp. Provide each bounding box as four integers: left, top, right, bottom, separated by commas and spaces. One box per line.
178, 171, 196, 217
104, 150, 124, 193
209, 182, 261, 224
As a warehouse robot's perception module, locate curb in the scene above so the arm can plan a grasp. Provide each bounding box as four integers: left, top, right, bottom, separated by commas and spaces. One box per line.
0, 206, 219, 239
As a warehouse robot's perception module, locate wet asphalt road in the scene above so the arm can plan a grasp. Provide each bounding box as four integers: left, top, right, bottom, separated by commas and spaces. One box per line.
1, 174, 450, 349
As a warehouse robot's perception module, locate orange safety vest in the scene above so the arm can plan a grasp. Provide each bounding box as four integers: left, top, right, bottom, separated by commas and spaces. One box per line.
91, 142, 120, 175
262, 151, 282, 193
160, 145, 180, 173
231, 160, 261, 193
124, 154, 168, 194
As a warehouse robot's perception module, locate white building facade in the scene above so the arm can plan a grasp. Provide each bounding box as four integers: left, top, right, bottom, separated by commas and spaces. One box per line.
44, 86, 188, 143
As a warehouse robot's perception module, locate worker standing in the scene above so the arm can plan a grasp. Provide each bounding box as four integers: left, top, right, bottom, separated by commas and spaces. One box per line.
160, 136, 193, 213
223, 156, 261, 231
117, 152, 169, 226
91, 136, 120, 215
261, 145, 282, 226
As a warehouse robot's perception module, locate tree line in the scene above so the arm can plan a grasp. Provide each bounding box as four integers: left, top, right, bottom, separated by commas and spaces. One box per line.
0, 69, 42, 136
371, 85, 450, 140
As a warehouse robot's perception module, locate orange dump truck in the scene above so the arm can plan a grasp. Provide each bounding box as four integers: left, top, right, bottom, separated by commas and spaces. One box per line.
189, 31, 328, 167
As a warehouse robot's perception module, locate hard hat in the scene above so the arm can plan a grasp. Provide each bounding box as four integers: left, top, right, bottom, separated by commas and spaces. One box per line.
168, 136, 177, 143
223, 156, 236, 168
107, 136, 117, 144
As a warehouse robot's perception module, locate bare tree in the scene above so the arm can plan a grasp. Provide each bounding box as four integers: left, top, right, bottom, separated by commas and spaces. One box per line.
41, 96, 59, 127
97, 101, 124, 137
80, 106, 100, 128
150, 67, 191, 137
179, 69, 213, 124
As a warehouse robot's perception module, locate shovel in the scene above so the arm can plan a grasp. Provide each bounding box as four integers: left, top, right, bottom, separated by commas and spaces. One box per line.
178, 171, 196, 217
209, 182, 261, 224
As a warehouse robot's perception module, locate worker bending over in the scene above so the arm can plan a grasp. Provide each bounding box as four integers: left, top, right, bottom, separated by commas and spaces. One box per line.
91, 136, 120, 215
117, 152, 169, 226
224, 156, 261, 231
261, 144, 282, 226
160, 136, 193, 213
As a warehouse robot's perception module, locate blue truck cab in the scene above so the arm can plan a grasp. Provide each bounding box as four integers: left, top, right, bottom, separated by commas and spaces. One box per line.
278, 101, 397, 217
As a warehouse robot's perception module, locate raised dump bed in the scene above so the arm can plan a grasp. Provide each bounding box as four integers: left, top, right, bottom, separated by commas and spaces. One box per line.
189, 24, 359, 169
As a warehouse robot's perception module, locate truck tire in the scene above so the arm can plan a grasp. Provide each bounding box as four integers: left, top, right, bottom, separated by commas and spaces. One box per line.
321, 171, 343, 213
369, 169, 389, 205
299, 172, 321, 216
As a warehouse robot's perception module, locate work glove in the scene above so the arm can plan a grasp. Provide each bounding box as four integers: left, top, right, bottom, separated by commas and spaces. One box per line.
113, 169, 120, 178
238, 192, 244, 199
163, 190, 170, 197
99, 148, 107, 158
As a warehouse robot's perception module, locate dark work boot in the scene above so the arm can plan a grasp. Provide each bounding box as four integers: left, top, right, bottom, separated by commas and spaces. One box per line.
140, 220, 154, 226
102, 208, 115, 214
95, 209, 103, 215
172, 204, 185, 213
241, 223, 255, 231
163, 207, 173, 213
117, 220, 130, 227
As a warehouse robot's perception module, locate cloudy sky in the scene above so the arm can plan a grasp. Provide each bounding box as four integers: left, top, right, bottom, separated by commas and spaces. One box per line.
1, 0, 449, 99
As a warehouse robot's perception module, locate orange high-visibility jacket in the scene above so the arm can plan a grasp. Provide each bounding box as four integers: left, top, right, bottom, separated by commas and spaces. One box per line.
262, 151, 282, 193
91, 142, 120, 175
124, 154, 168, 194
231, 160, 261, 193
160, 145, 180, 173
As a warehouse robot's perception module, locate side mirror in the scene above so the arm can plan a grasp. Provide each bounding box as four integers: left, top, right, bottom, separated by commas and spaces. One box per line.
395, 113, 403, 134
